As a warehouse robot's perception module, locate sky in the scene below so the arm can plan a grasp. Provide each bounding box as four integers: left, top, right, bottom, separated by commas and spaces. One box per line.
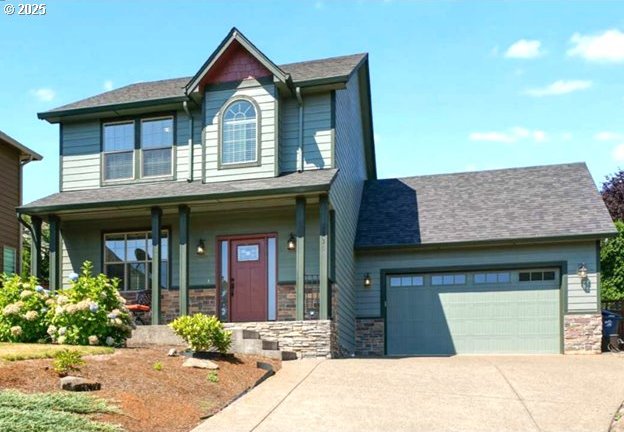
1, 0, 623, 204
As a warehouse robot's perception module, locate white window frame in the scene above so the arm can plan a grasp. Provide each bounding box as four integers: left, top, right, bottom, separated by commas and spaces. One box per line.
103, 230, 169, 292
140, 116, 175, 179
219, 98, 260, 168
102, 120, 136, 182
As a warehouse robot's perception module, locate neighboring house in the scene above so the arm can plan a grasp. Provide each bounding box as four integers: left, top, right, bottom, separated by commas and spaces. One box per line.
18, 28, 616, 357
0, 131, 42, 275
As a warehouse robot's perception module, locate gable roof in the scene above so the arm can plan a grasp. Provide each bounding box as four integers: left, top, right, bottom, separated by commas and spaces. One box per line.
355, 163, 616, 249
186, 27, 290, 93
38, 53, 367, 120
0, 130, 43, 163
18, 169, 337, 215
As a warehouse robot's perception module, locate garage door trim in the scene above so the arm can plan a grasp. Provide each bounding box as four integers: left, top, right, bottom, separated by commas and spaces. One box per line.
380, 260, 568, 355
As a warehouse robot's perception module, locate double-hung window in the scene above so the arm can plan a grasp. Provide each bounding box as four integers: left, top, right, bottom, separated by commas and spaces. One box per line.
103, 231, 168, 291
103, 121, 135, 181
102, 116, 174, 181
141, 117, 174, 177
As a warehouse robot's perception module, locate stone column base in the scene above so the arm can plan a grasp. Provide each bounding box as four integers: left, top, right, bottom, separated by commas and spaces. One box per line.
564, 313, 602, 354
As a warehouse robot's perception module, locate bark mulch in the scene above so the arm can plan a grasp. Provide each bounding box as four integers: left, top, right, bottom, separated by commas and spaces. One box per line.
0, 346, 280, 432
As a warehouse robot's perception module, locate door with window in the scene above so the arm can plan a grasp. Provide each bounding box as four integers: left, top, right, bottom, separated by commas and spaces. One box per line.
229, 238, 268, 322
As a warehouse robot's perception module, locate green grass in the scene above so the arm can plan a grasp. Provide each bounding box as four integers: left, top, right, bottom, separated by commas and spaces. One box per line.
0, 390, 122, 432
0, 343, 114, 362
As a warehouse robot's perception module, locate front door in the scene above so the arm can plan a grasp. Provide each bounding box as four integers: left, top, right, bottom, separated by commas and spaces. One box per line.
229, 238, 268, 322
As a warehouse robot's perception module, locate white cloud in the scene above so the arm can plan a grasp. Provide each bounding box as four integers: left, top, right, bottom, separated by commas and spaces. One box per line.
30, 88, 56, 102
524, 80, 592, 97
469, 127, 547, 144
103, 80, 114, 91
504, 39, 543, 59
568, 29, 624, 63
595, 131, 623, 141
613, 144, 624, 162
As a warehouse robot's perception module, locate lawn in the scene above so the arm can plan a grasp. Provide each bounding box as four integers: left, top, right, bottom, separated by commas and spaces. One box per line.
0, 342, 113, 362
0, 343, 279, 432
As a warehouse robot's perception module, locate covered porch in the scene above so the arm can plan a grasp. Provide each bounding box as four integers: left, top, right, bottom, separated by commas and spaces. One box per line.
25, 192, 335, 327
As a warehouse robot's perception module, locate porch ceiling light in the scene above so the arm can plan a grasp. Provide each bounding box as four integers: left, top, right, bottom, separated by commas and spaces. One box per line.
196, 239, 206, 256
287, 233, 296, 251
577, 263, 588, 280
364, 273, 372, 288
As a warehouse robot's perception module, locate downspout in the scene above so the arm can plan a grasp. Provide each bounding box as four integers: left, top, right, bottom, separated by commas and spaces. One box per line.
295, 87, 304, 173
183, 101, 194, 182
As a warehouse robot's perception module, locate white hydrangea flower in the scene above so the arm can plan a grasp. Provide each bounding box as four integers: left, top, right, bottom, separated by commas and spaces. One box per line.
10, 326, 22, 337
57, 295, 69, 305
20, 290, 33, 299
24, 310, 38, 321
105, 336, 115, 346
3, 303, 21, 316
65, 304, 78, 314
47, 325, 57, 336
58, 327, 67, 335
55, 306, 65, 315
57, 335, 67, 344
88, 335, 99, 345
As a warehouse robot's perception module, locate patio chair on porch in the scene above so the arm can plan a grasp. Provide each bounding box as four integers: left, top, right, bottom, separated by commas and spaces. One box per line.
127, 290, 151, 325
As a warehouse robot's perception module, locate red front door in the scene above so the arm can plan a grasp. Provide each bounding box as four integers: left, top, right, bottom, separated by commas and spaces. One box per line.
229, 238, 268, 322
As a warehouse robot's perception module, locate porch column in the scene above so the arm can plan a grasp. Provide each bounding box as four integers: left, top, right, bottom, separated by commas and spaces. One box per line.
295, 197, 306, 320
178, 205, 190, 316
48, 215, 60, 290
319, 194, 329, 320
30, 216, 43, 279
151, 207, 162, 325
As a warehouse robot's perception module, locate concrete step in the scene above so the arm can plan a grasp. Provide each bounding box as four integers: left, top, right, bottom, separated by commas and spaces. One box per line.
262, 340, 279, 351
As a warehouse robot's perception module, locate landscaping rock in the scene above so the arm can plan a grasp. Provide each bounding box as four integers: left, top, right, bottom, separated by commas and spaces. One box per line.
167, 348, 178, 357
60, 376, 101, 392
182, 358, 219, 370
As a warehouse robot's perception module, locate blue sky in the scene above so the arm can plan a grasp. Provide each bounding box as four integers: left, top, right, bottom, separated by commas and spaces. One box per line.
1, 0, 623, 204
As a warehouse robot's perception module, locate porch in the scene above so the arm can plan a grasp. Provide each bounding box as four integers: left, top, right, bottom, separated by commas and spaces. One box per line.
29, 193, 335, 326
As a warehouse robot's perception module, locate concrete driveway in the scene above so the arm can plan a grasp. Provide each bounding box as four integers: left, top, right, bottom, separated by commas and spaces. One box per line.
194, 355, 624, 432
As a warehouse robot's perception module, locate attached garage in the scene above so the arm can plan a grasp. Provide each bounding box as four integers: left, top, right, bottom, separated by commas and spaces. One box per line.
385, 268, 561, 355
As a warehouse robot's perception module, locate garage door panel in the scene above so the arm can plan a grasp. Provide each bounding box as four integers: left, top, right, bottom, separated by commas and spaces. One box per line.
387, 269, 561, 355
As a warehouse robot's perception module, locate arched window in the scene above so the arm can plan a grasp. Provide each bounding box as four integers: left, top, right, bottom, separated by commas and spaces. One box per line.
221, 99, 258, 165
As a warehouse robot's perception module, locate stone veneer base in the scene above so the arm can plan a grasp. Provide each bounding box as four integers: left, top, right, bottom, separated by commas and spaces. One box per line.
563, 313, 602, 354
355, 318, 384, 356
224, 320, 332, 359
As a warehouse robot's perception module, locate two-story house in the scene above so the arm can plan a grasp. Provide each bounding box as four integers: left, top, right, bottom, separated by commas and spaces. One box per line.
20, 28, 616, 357
0, 131, 41, 275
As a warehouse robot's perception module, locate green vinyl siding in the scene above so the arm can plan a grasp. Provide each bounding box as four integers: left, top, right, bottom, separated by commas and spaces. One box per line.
329, 73, 368, 353
60, 121, 101, 191
386, 269, 561, 355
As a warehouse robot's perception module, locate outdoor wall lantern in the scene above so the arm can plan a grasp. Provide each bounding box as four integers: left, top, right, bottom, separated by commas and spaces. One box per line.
196, 239, 206, 256
364, 273, 372, 287
577, 263, 588, 280
287, 233, 296, 251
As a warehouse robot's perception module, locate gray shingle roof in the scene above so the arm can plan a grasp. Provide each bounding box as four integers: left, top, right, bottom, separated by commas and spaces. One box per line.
19, 169, 337, 214
44, 53, 366, 114
355, 163, 616, 248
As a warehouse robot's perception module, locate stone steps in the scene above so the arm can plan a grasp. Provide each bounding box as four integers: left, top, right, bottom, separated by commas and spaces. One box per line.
228, 328, 296, 361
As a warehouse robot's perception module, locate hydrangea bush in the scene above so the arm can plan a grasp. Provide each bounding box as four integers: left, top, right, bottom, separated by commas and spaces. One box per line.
0, 275, 50, 342
0, 261, 134, 347
46, 262, 133, 347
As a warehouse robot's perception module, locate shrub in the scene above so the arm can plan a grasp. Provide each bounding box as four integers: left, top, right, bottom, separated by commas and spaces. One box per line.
207, 372, 219, 383
152, 361, 163, 371
169, 314, 231, 354
52, 349, 85, 376
46, 262, 134, 347
0, 274, 50, 343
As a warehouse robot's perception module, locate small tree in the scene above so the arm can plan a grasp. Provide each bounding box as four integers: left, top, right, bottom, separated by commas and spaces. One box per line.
601, 170, 624, 221
601, 221, 624, 302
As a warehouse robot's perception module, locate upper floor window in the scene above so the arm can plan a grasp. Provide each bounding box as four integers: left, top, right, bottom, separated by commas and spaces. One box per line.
103, 116, 174, 182
221, 100, 257, 166
141, 118, 174, 177
103, 121, 134, 180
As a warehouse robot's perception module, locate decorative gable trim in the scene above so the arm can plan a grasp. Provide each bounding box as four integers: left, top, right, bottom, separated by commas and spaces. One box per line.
186, 27, 291, 94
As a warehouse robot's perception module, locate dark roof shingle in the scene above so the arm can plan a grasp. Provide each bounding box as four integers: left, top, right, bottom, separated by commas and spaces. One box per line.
20, 169, 337, 214
44, 53, 366, 114
355, 163, 616, 248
